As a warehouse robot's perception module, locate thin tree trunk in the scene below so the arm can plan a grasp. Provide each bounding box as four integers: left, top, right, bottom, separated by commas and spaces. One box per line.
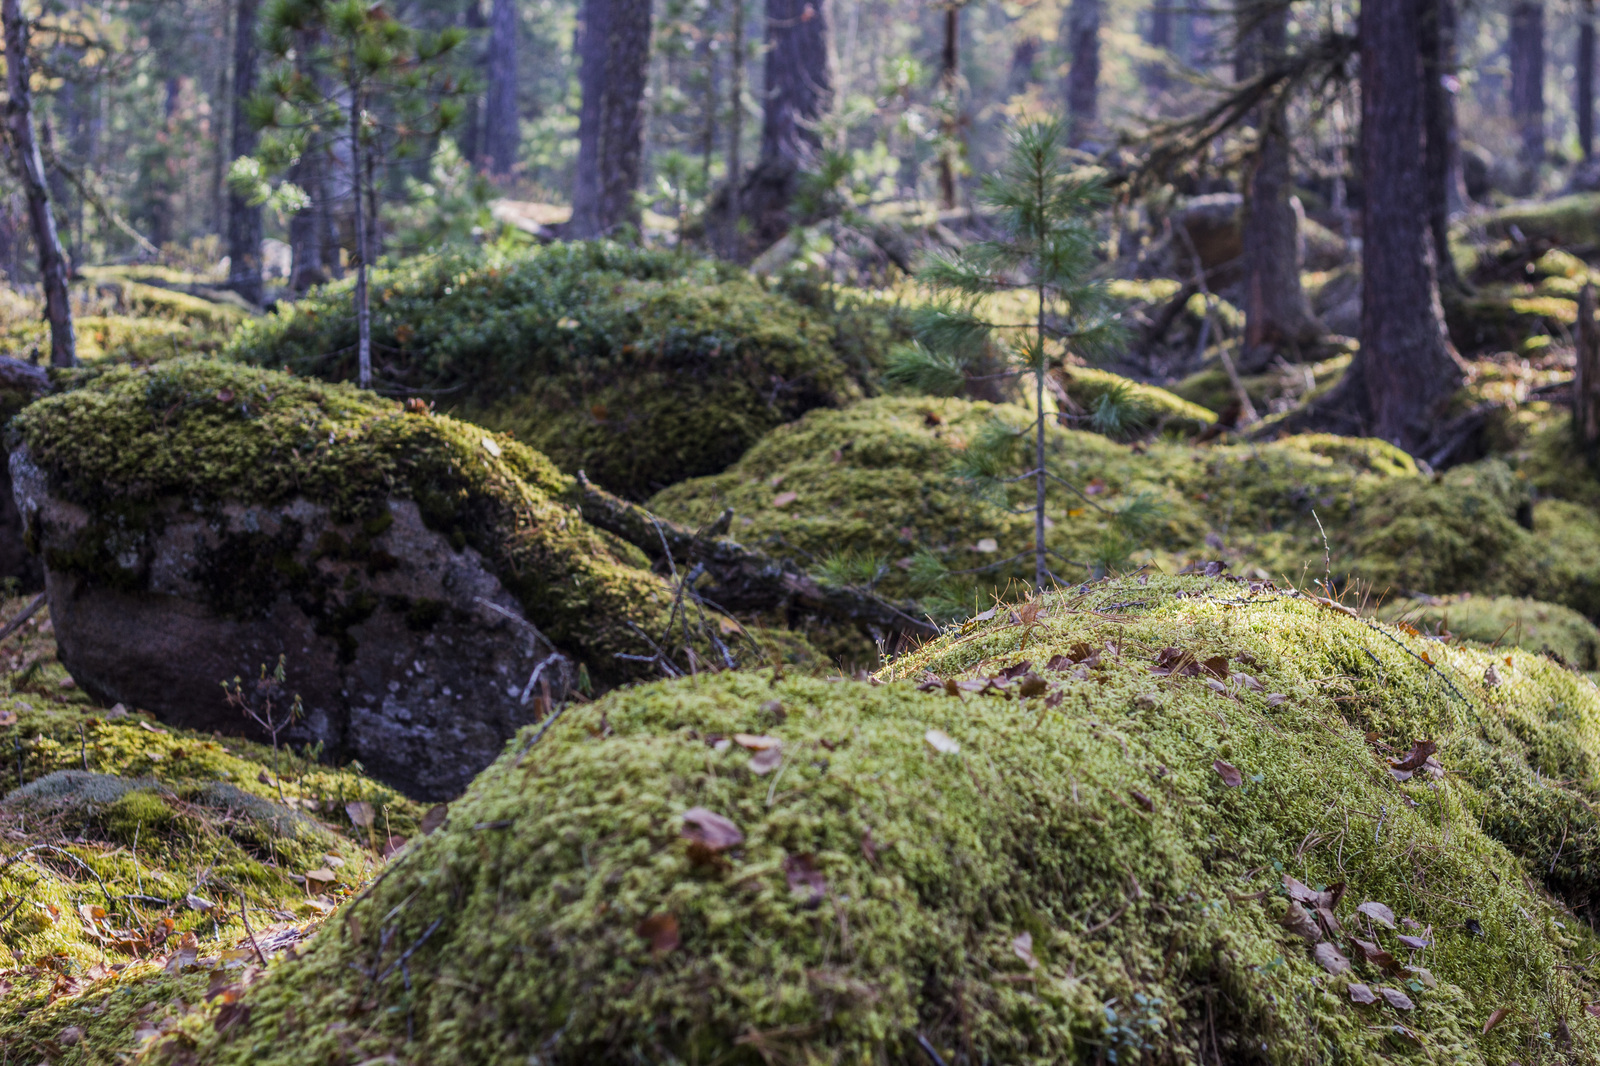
1509, 1, 1545, 174
568, 0, 653, 238
1008, 34, 1039, 97
3, 0, 74, 367
460, 0, 485, 165
1581, 0, 1595, 160
349, 88, 370, 389
1576, 283, 1600, 463
227, 0, 263, 304
1034, 282, 1047, 591
288, 148, 325, 292
1065, 0, 1100, 146
1421, 0, 1464, 293
735, 0, 833, 252
1239, 0, 1319, 372
212, 0, 232, 236
937, 5, 959, 210
1317, 0, 1461, 454
699, 0, 720, 180
484, 0, 519, 175
1145, 1, 1170, 92
724, 0, 743, 255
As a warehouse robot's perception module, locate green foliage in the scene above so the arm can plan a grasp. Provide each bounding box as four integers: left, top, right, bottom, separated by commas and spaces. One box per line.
227, 243, 870, 498
381, 140, 497, 258
186, 575, 1600, 1065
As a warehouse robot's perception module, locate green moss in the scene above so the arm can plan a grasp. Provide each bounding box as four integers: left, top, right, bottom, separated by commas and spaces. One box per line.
1480, 192, 1600, 246
188, 575, 1600, 1064
13, 358, 701, 682
1057, 365, 1216, 435
1378, 594, 1600, 669
227, 243, 872, 499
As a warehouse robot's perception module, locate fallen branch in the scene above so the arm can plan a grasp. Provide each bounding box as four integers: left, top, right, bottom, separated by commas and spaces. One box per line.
0, 593, 45, 647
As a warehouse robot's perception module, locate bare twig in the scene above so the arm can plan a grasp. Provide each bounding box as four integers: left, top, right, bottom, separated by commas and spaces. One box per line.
0, 594, 46, 648
239, 891, 267, 967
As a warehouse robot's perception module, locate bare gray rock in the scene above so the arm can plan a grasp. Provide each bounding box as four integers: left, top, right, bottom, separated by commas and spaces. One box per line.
11, 446, 570, 800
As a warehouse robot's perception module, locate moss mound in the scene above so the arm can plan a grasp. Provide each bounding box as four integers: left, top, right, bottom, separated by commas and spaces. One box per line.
1377, 594, 1600, 670
12, 358, 703, 683
648, 396, 1600, 621
0, 594, 421, 1065
226, 243, 869, 499
1056, 365, 1217, 436
181, 574, 1600, 1064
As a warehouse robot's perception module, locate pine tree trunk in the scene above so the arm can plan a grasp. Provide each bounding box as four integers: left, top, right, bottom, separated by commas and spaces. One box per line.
1239, 0, 1319, 372
226, 0, 263, 305
1145, 1, 1170, 92
568, 0, 652, 238
1421, 0, 1464, 293
350, 90, 371, 389
736, 0, 833, 252
1576, 283, 1600, 463
724, 0, 744, 255
1065, 0, 1100, 145
484, 0, 519, 175
459, 0, 485, 166
1509, 1, 1545, 173
1009, 34, 1039, 97
3, 0, 74, 367
1580, 0, 1595, 160
936, 5, 959, 210
1320, 0, 1461, 455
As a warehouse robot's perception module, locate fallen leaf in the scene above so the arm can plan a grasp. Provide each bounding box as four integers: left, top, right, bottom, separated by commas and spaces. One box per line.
1265, 693, 1288, 705
186, 893, 214, 912
997, 661, 1034, 680
382, 835, 406, 859
1313, 942, 1351, 975
345, 800, 375, 828
1396, 934, 1431, 950
1389, 740, 1437, 773
784, 853, 828, 905
78, 903, 105, 923
973, 537, 999, 553
1213, 759, 1243, 787
1315, 905, 1344, 939
748, 747, 784, 775
1017, 674, 1048, 698
772, 491, 798, 509
925, 729, 960, 755
1587, 1003, 1600, 1018
1348, 982, 1378, 1004
59, 1025, 83, 1046
305, 868, 336, 884
1281, 901, 1321, 942
1389, 1024, 1423, 1046
480, 436, 502, 458
1379, 987, 1416, 1011
1235, 672, 1264, 692
1357, 901, 1396, 929
1349, 937, 1404, 974
420, 804, 448, 835
1012, 931, 1039, 969
1483, 664, 1501, 687
1128, 789, 1155, 811
1483, 1007, 1511, 1034
1404, 966, 1436, 988
138, 720, 167, 734
636, 912, 680, 954
681, 807, 744, 851
1085, 478, 1109, 496
733, 733, 782, 751
1201, 655, 1229, 679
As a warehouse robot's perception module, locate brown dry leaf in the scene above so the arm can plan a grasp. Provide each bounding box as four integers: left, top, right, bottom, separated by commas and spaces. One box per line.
1213, 759, 1243, 787
1389, 740, 1438, 773
1349, 937, 1405, 974
382, 835, 407, 859
1379, 987, 1416, 1011
1313, 942, 1351, 975
1128, 789, 1155, 812
1404, 965, 1436, 988
1235, 672, 1264, 692
1396, 934, 1431, 950
733, 733, 782, 751
1017, 674, 1048, 698
682, 807, 744, 851
1483, 1007, 1511, 1034
784, 854, 828, 905
1483, 664, 1501, 687
185, 893, 214, 912
78, 903, 105, 923
305, 868, 336, 884
1265, 693, 1288, 706
345, 800, 375, 828
1280, 901, 1322, 942
748, 747, 784, 775
59, 1025, 83, 1046
1315, 906, 1344, 939
1011, 931, 1039, 969
925, 729, 960, 755
1357, 901, 1396, 929
636, 912, 680, 954
420, 804, 448, 835
1201, 655, 1229, 679
772, 491, 799, 509
997, 661, 1034, 680
1348, 983, 1378, 1005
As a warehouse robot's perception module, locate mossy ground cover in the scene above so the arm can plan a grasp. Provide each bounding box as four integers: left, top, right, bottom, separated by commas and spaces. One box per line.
12, 358, 710, 684
166, 574, 1600, 1064
0, 594, 419, 1065
1377, 595, 1600, 671
226, 243, 872, 499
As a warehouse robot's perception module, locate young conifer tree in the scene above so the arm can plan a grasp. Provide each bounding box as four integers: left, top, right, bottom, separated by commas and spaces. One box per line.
888, 117, 1125, 591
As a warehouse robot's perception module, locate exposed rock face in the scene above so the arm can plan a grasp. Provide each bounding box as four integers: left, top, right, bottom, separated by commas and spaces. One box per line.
12, 447, 570, 800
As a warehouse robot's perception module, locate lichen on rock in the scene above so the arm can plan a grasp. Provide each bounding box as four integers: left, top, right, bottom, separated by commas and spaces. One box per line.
178, 575, 1600, 1064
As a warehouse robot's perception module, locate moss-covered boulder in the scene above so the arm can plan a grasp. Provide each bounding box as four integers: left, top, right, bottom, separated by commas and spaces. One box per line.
177, 574, 1600, 1063
9, 360, 703, 797
227, 243, 870, 499
1379, 594, 1600, 670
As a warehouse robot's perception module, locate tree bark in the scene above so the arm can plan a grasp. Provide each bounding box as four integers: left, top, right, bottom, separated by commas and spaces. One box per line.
1421, 0, 1464, 293
1576, 283, 1600, 464
227, 0, 263, 305
724, 0, 744, 255
349, 82, 371, 388
3, 0, 75, 367
484, 0, 519, 175
1145, 1, 1170, 92
936, 5, 959, 209
1239, 0, 1319, 371
1009, 34, 1039, 96
459, 0, 485, 166
567, 0, 652, 238
1581, 0, 1595, 160
1315, 0, 1461, 454
1065, 0, 1100, 146
1509, 1, 1545, 172
735, 0, 833, 252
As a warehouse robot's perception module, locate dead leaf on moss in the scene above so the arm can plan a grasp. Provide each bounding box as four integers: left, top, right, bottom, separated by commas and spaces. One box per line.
1379, 987, 1415, 1011
1129, 789, 1155, 812
1213, 760, 1243, 787
784, 854, 827, 905
1314, 942, 1351, 974
997, 661, 1033, 680
1349, 937, 1404, 974
748, 747, 784, 775
1357, 902, 1396, 929
1389, 740, 1437, 773
772, 491, 798, 509
1281, 901, 1321, 942
0, 710, 15, 727
1348, 982, 1378, 1004
682, 807, 744, 851
734, 733, 782, 751
1011, 931, 1039, 969
1483, 1007, 1511, 1034
636, 912, 680, 954
420, 804, 448, 835
1017, 674, 1048, 698
1483, 664, 1501, 687
305, 868, 336, 884
345, 800, 375, 828
1201, 655, 1229, 679
925, 729, 960, 754
1265, 693, 1288, 705
1396, 934, 1431, 950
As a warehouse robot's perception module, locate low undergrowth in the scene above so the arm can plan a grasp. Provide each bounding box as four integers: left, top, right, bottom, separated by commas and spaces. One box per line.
171, 574, 1600, 1064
